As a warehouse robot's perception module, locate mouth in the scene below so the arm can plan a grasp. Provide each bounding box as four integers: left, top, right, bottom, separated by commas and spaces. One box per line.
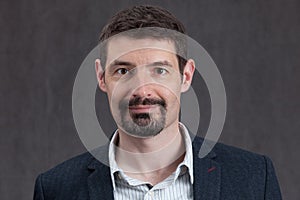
129, 105, 158, 113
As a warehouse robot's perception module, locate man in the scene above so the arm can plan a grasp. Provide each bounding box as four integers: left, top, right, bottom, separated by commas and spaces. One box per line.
34, 5, 282, 200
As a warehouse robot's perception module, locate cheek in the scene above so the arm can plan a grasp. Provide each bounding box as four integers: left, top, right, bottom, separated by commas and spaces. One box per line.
160, 89, 181, 109
106, 83, 126, 101
105, 85, 120, 109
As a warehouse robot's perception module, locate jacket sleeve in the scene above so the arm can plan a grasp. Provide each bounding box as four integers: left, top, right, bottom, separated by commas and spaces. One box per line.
33, 174, 45, 200
263, 156, 282, 200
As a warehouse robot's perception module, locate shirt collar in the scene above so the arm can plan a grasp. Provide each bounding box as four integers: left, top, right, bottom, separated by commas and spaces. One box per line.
108, 122, 194, 190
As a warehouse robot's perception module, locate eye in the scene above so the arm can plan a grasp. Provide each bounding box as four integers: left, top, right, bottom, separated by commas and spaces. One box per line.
115, 68, 129, 75
154, 67, 168, 75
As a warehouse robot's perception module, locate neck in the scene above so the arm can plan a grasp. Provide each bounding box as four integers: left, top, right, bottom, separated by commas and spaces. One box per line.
115, 121, 186, 174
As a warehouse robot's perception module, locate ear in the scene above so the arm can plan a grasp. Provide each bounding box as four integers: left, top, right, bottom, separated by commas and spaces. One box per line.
95, 59, 107, 92
181, 59, 195, 93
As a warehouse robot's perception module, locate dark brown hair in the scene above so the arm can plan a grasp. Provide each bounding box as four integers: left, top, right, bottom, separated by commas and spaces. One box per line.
99, 5, 187, 73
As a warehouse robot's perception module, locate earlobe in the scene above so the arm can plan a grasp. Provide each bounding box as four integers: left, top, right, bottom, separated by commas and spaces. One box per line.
95, 59, 107, 92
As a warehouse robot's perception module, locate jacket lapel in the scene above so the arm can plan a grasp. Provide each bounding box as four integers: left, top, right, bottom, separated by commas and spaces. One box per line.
87, 146, 114, 200
87, 161, 114, 200
192, 139, 221, 200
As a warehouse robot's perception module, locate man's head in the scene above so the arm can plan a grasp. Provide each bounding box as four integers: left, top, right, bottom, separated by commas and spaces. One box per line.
95, 5, 195, 138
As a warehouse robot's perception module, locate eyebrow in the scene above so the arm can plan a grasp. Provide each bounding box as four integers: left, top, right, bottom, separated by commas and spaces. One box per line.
109, 60, 136, 68
147, 61, 173, 68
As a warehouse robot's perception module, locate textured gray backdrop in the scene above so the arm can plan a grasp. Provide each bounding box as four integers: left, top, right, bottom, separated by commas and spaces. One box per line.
1, 0, 299, 199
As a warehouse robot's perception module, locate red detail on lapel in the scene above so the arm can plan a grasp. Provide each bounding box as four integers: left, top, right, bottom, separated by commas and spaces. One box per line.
207, 166, 216, 173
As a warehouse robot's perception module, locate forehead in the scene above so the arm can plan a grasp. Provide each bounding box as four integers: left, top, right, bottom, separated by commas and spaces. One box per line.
106, 36, 177, 66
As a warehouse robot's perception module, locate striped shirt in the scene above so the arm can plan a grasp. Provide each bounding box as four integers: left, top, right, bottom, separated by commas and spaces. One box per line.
108, 122, 194, 200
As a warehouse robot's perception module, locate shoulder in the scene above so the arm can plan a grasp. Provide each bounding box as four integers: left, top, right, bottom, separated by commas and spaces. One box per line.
192, 136, 281, 198
34, 147, 108, 199
38, 144, 108, 179
36, 152, 94, 189
40, 151, 94, 178
212, 141, 274, 183
192, 136, 275, 183
192, 136, 271, 166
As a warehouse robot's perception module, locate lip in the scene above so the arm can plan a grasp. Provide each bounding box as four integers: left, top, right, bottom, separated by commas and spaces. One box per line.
129, 105, 158, 113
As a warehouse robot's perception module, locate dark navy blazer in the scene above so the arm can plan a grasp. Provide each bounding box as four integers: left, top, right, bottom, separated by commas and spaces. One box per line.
34, 137, 282, 199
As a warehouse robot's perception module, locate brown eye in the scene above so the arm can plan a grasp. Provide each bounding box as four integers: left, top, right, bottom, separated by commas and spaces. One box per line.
116, 68, 128, 75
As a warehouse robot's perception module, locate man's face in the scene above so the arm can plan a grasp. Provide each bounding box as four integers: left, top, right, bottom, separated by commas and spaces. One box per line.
96, 36, 194, 138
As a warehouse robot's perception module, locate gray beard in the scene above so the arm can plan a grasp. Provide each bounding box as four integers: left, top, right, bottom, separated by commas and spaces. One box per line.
120, 106, 166, 138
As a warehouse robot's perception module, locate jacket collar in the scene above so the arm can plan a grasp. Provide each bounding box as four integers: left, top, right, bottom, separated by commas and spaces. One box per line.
192, 137, 221, 200
86, 136, 221, 200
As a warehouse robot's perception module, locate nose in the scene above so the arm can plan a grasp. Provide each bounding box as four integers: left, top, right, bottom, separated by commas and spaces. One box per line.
131, 68, 153, 98
132, 84, 153, 98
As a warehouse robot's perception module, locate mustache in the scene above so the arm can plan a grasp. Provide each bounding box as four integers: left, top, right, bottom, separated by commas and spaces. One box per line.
129, 97, 166, 108
120, 96, 166, 109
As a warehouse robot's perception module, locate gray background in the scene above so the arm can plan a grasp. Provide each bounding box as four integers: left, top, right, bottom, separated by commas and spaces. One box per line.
1, 0, 299, 199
